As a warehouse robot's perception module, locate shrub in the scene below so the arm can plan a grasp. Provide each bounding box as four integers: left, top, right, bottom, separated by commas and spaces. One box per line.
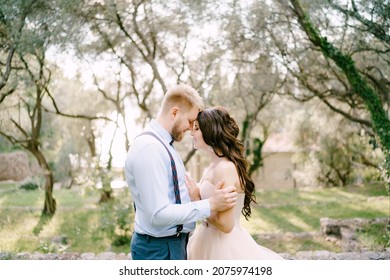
0, 251, 14, 260
20, 181, 39, 190
97, 188, 134, 250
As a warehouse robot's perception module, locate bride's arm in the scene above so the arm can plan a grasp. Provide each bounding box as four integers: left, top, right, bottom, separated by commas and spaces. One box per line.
185, 173, 201, 201
207, 161, 240, 233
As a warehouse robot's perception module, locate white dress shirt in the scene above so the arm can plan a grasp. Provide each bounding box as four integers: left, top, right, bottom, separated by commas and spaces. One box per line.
125, 119, 210, 237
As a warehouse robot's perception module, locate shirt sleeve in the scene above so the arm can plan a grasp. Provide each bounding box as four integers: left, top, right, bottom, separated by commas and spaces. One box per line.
132, 142, 210, 228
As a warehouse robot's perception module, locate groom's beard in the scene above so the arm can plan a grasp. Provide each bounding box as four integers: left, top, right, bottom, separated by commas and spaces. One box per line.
171, 122, 185, 142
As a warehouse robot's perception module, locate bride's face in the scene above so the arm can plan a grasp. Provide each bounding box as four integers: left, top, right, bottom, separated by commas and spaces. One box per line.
190, 121, 207, 150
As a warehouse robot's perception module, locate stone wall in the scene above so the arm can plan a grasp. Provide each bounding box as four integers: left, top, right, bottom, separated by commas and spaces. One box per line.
3, 250, 390, 260
0, 151, 31, 181
254, 152, 295, 189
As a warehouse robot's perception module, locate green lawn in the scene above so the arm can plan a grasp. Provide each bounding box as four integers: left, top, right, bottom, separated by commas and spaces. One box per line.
244, 184, 388, 233
0, 185, 132, 254
241, 184, 389, 253
0, 182, 388, 255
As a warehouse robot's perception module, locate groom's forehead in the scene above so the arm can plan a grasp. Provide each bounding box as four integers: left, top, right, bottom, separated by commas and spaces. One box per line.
188, 107, 199, 120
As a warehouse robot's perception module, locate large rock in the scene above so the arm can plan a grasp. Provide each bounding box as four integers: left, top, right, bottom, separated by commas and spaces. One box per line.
320, 217, 388, 252
320, 217, 388, 236
0, 151, 31, 181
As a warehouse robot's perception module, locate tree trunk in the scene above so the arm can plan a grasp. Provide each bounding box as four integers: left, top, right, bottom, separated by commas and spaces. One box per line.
289, 0, 390, 187
30, 147, 56, 216
242, 119, 264, 177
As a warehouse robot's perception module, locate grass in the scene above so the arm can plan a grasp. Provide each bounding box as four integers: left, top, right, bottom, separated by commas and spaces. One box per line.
241, 184, 389, 253
243, 184, 388, 232
0, 185, 133, 255
355, 223, 390, 251
0, 182, 388, 256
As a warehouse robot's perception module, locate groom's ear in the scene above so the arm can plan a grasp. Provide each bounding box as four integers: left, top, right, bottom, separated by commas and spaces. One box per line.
171, 106, 179, 118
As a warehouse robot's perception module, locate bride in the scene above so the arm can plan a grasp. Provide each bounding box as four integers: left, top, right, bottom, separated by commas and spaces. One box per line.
186, 106, 284, 260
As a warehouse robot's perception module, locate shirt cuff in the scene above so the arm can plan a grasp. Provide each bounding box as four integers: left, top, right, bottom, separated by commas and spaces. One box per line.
194, 199, 211, 219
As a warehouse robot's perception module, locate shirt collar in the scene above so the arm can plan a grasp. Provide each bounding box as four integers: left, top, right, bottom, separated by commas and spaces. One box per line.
149, 119, 174, 144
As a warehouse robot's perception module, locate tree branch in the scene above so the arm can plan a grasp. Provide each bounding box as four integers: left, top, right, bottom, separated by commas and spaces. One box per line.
329, 0, 390, 46
43, 88, 112, 122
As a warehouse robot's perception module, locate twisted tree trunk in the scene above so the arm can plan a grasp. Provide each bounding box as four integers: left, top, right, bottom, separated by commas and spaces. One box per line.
289, 0, 390, 188
29, 147, 56, 216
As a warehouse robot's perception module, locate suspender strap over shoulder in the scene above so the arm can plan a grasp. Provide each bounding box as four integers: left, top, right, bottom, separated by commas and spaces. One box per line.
135, 131, 183, 233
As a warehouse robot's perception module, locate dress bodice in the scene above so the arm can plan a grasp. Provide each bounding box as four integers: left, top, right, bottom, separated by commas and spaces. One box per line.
188, 180, 285, 260
200, 180, 244, 225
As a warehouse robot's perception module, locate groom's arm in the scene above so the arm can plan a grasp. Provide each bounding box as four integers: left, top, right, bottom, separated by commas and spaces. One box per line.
133, 145, 210, 228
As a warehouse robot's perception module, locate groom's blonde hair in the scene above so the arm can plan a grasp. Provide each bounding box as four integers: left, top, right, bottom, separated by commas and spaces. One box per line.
161, 84, 204, 114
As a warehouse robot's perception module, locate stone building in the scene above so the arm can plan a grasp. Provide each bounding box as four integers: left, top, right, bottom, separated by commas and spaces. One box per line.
0, 151, 31, 182
253, 132, 297, 190
186, 131, 298, 190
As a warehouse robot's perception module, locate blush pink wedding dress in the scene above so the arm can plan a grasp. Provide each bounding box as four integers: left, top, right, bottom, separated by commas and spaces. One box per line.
187, 180, 284, 260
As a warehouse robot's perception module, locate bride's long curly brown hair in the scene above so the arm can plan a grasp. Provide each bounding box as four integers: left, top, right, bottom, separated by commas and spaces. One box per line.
197, 106, 256, 220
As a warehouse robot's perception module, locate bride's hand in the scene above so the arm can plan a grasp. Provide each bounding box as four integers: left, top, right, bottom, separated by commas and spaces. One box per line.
185, 173, 201, 201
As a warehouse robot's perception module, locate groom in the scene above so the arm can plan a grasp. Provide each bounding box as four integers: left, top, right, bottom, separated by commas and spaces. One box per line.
125, 84, 237, 260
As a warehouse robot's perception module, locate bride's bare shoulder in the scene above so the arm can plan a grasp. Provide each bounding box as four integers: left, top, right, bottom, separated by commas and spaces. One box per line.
215, 159, 236, 171
214, 160, 239, 182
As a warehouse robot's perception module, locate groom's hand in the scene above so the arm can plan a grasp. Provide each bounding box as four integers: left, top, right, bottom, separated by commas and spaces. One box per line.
209, 180, 237, 212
